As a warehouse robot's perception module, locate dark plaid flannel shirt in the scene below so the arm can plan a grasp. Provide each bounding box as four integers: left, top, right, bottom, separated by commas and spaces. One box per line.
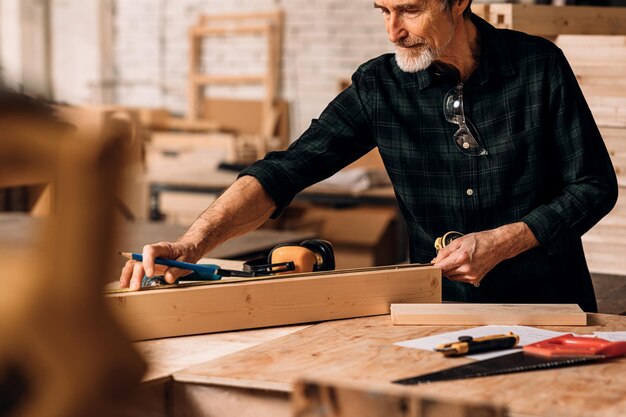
240, 15, 617, 311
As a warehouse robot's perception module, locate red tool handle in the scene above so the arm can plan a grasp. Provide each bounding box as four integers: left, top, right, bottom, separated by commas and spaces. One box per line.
523, 334, 626, 358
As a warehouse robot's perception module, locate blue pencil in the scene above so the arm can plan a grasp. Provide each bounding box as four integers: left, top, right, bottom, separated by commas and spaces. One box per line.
119, 252, 220, 275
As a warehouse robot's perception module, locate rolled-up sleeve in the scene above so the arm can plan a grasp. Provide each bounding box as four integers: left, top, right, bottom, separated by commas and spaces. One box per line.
521, 49, 618, 254
239, 67, 376, 218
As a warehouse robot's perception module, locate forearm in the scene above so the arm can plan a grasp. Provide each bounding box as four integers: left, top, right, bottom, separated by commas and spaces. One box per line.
493, 222, 539, 261
178, 175, 276, 259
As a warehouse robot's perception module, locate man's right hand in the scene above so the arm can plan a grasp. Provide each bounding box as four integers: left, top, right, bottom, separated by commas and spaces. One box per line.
118, 176, 278, 291
118, 241, 202, 291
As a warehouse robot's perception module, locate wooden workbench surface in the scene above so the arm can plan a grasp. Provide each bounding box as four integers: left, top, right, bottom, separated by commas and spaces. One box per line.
135, 324, 310, 383
174, 313, 626, 417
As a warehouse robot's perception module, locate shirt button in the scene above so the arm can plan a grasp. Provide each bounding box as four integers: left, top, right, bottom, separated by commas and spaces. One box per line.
466, 188, 474, 196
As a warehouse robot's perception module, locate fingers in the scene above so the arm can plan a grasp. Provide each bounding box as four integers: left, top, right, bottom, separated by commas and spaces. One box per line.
433, 237, 480, 286
118, 259, 147, 291
446, 274, 478, 285
142, 243, 174, 277
434, 248, 468, 273
119, 260, 135, 288
432, 238, 461, 264
118, 241, 198, 290
143, 242, 193, 284
130, 261, 145, 291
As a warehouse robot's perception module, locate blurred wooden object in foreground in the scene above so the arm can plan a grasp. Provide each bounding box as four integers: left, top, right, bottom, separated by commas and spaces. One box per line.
293, 378, 508, 417
0, 113, 145, 417
1, 103, 148, 219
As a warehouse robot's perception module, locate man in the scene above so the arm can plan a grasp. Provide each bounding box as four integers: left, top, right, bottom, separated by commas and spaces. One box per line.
120, 0, 617, 312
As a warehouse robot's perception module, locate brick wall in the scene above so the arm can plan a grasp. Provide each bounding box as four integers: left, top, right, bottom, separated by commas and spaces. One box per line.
112, 0, 393, 139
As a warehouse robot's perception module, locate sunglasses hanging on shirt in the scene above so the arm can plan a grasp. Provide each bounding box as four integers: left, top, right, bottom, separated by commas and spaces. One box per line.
443, 83, 489, 157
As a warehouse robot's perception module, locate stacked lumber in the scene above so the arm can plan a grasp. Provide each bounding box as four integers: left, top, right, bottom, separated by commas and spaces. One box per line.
557, 36, 626, 129
474, 4, 626, 37
555, 36, 626, 275
470, 6, 626, 275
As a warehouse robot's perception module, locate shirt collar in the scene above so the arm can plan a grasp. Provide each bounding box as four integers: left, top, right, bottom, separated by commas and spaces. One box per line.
410, 13, 516, 91
472, 13, 516, 84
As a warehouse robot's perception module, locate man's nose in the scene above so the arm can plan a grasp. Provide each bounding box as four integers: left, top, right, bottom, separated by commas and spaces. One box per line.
387, 14, 407, 43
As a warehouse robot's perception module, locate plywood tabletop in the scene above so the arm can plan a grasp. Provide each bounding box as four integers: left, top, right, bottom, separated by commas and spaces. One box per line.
174, 313, 626, 417
134, 324, 310, 383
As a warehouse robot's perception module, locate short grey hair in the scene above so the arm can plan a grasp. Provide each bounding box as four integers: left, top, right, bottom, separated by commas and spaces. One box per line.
441, 0, 473, 18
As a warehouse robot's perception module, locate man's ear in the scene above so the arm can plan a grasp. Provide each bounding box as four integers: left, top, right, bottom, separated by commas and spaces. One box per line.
453, 0, 470, 18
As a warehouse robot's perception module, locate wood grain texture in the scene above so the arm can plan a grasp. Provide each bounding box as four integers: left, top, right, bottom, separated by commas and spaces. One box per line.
293, 378, 507, 417
107, 265, 441, 341
175, 314, 626, 417
390, 304, 587, 326
487, 4, 626, 36
135, 324, 309, 382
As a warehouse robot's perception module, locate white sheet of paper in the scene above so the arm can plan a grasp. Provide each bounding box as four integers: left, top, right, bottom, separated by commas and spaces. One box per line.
593, 331, 626, 342
395, 325, 568, 360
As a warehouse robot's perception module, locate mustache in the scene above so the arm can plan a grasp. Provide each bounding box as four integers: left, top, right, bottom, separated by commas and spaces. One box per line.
395, 37, 427, 48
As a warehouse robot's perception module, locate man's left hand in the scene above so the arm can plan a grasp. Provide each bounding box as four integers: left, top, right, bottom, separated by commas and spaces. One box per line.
432, 222, 539, 287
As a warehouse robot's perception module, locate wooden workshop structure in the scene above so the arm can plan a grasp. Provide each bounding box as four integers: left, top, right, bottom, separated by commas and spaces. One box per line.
1, 2, 626, 417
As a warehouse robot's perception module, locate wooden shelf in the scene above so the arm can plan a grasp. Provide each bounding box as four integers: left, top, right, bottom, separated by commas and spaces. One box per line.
191, 25, 270, 36
192, 74, 266, 85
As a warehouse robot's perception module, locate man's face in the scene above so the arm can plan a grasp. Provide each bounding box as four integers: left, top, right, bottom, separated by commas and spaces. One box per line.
374, 0, 456, 72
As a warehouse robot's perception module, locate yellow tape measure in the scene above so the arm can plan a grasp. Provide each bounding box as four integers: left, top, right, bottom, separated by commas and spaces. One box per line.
434, 231, 483, 288
434, 231, 464, 252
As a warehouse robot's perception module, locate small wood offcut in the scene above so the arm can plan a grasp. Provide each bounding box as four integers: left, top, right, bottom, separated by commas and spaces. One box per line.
390, 303, 587, 326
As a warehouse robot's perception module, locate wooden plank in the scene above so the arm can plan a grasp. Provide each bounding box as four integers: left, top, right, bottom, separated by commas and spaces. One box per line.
187, 27, 202, 121
293, 378, 507, 417
582, 239, 626, 276
199, 12, 283, 24
558, 40, 626, 64
390, 304, 586, 326
164, 116, 221, 132
192, 74, 266, 85
471, 4, 489, 21
554, 36, 626, 130
192, 25, 270, 36
601, 129, 626, 187
487, 4, 626, 36
107, 265, 441, 341
174, 314, 626, 417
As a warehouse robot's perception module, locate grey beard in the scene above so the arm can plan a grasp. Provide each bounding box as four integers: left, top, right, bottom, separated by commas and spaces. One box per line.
394, 45, 436, 73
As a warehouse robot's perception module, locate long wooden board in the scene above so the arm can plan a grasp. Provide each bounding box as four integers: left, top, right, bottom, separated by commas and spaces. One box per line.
390, 303, 587, 326
107, 265, 441, 341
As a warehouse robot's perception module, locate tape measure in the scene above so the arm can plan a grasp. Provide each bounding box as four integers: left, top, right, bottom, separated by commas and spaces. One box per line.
434, 231, 483, 288
434, 231, 464, 252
